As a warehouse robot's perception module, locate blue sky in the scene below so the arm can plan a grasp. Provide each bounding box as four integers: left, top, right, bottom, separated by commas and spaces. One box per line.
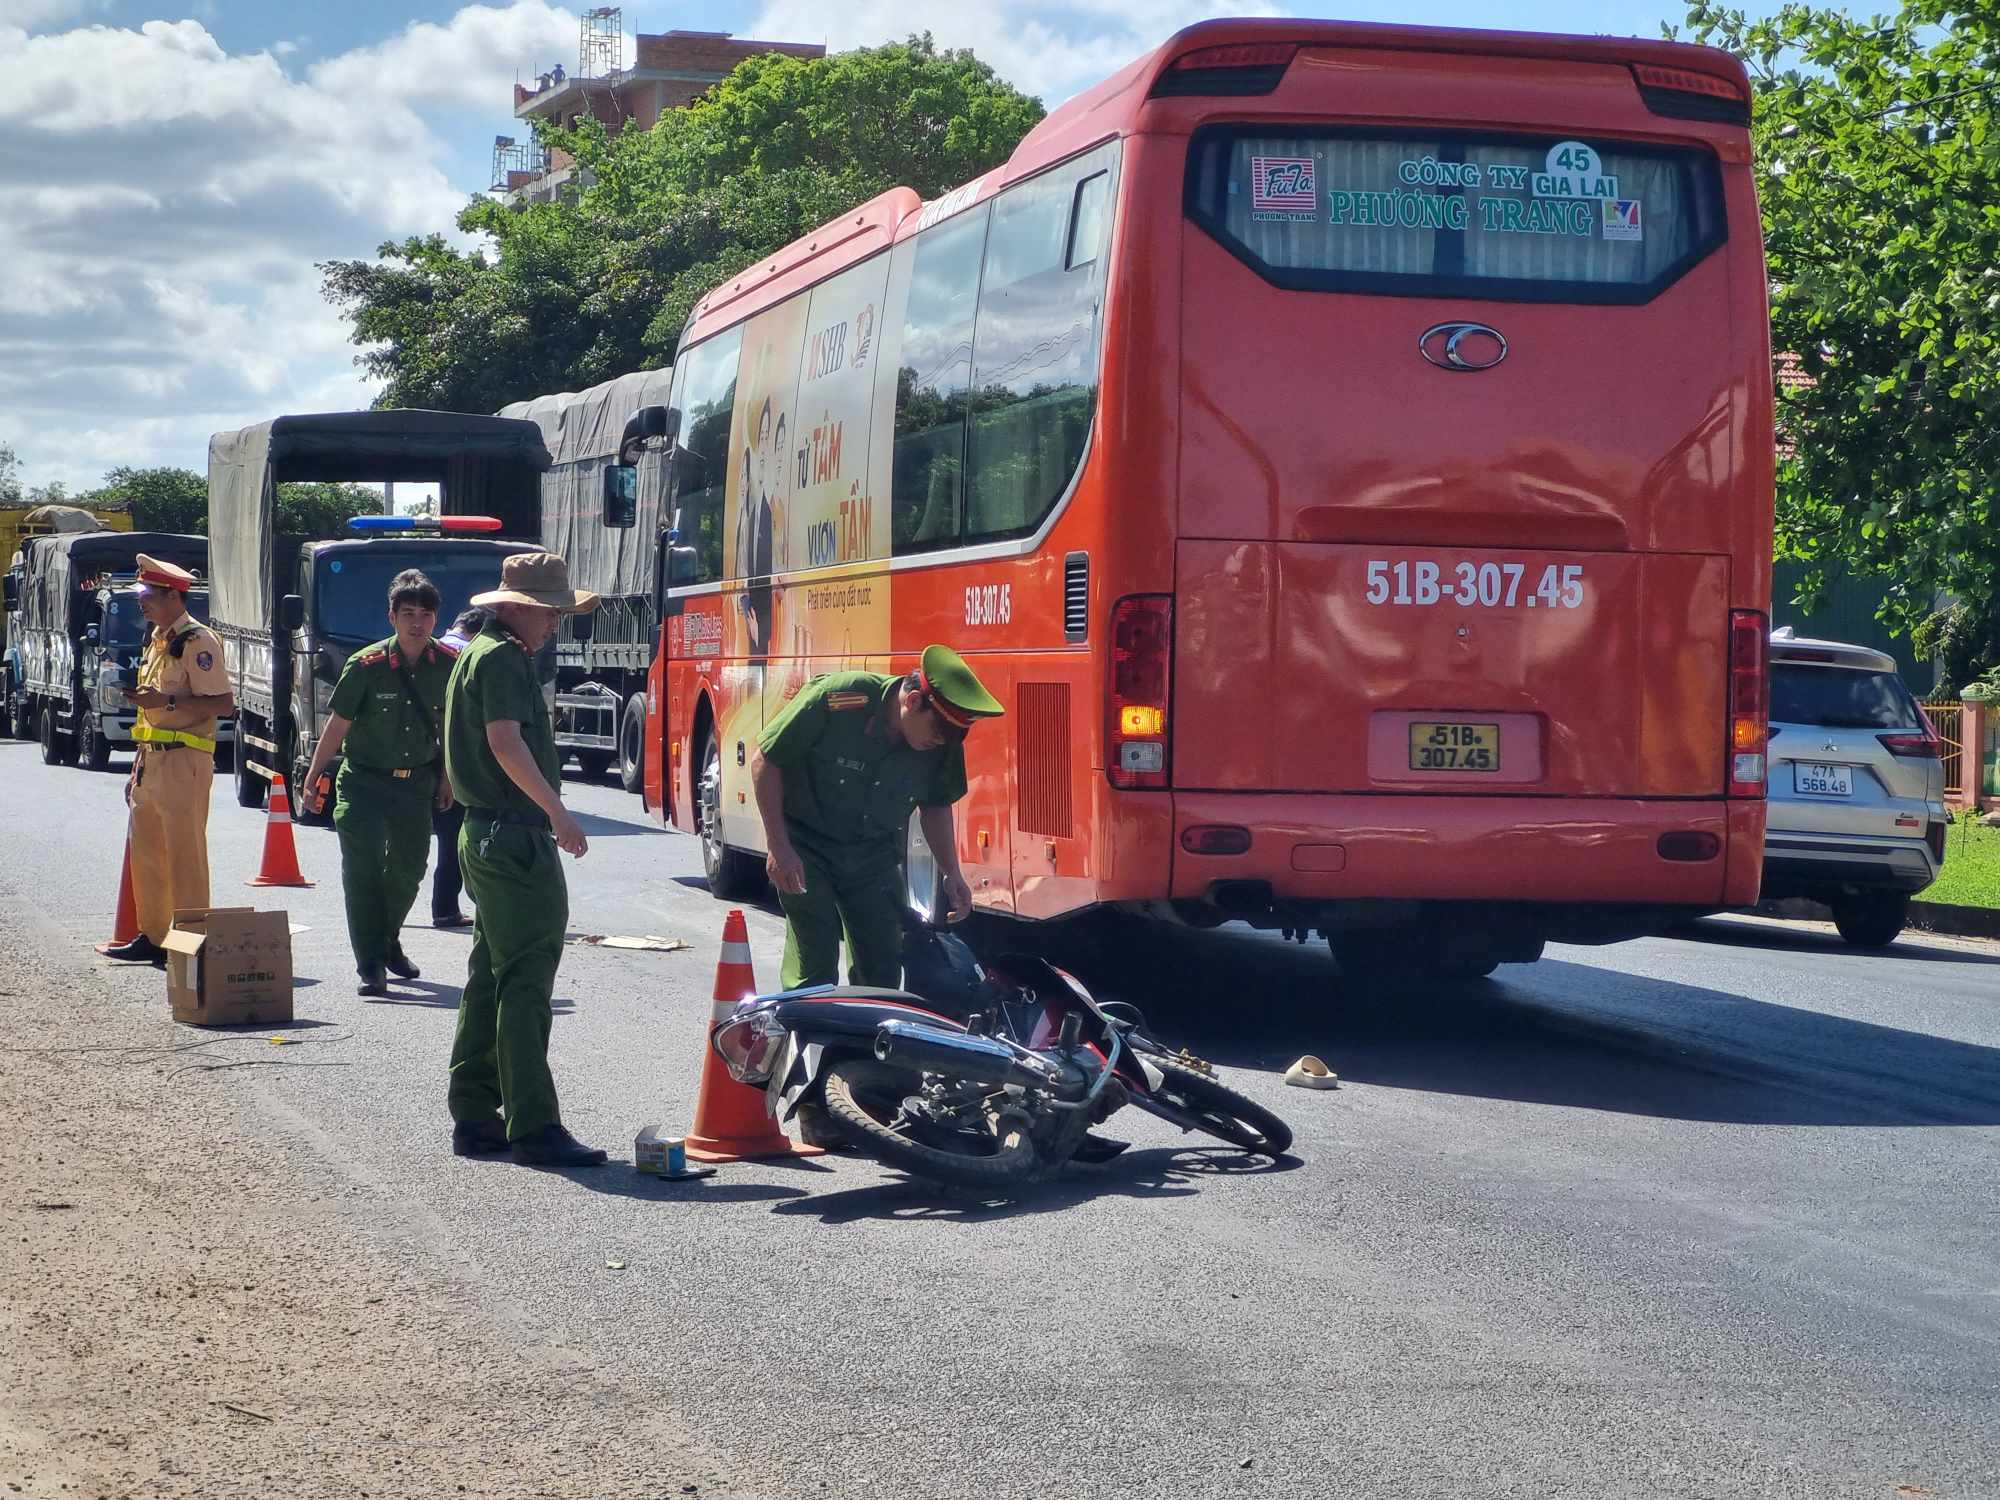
0, 0, 1788, 490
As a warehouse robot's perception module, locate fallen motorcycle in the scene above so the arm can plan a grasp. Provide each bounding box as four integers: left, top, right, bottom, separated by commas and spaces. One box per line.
710, 921, 1292, 1192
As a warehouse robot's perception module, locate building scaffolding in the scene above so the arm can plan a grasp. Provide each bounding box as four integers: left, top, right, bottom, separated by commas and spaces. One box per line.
491, 134, 549, 192
580, 7, 622, 80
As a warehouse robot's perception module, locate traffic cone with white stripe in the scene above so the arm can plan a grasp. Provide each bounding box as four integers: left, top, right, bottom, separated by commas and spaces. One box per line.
246, 778, 314, 888
94, 834, 140, 954
683, 908, 822, 1163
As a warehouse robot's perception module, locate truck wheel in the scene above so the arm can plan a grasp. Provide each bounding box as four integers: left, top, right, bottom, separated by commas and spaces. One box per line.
698, 738, 762, 899
40, 705, 76, 768
576, 750, 614, 780
234, 727, 266, 809
617, 693, 646, 794
85, 723, 112, 772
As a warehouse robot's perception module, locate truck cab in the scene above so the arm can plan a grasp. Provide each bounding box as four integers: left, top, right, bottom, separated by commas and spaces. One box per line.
80, 581, 237, 770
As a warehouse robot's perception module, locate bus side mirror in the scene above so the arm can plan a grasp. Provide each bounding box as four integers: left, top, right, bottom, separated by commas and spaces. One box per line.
280, 593, 305, 633
601, 464, 638, 529
618, 405, 674, 464
569, 609, 595, 643
666, 545, 697, 588
1, 576, 16, 611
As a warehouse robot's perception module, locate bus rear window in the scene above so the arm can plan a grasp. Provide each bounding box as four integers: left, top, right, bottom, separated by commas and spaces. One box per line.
1187, 126, 1726, 304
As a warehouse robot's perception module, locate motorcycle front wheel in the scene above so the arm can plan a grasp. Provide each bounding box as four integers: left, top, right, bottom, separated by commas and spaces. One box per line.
821, 1058, 1041, 1192
1140, 1059, 1293, 1158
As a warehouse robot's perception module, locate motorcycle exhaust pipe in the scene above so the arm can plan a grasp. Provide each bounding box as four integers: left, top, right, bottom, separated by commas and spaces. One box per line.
873, 1019, 1069, 1094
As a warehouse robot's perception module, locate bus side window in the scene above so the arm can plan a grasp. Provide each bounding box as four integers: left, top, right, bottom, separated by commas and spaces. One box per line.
889, 204, 989, 555
667, 327, 742, 587
965, 142, 1118, 543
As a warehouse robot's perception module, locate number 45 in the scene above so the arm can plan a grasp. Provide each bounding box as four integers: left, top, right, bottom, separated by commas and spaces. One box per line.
1534, 564, 1585, 609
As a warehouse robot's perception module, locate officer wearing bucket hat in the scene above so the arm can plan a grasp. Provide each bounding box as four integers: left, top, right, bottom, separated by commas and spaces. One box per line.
751, 644, 1003, 991
103, 554, 233, 965
442, 552, 606, 1168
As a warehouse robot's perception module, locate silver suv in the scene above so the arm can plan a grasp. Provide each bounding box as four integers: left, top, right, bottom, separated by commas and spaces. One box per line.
1760, 630, 1948, 947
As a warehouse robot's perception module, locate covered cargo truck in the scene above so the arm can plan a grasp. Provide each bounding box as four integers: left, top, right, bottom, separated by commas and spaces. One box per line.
1, 502, 133, 737
7, 529, 219, 769
207, 409, 552, 812
499, 366, 672, 791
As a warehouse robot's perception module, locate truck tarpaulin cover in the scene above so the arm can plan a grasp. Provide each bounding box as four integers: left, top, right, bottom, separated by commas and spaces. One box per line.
207, 410, 552, 632
498, 367, 674, 602
20, 532, 208, 635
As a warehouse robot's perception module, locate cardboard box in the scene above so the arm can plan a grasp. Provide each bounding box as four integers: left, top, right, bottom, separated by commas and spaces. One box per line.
164, 907, 294, 1026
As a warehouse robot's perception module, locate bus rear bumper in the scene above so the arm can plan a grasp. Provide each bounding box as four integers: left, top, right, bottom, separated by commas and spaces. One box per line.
1170, 793, 1761, 910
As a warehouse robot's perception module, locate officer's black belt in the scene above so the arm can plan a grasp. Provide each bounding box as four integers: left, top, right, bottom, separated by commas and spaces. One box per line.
347, 760, 425, 780
460, 807, 550, 830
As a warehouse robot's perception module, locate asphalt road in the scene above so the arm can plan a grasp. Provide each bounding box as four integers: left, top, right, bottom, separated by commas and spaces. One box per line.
9, 738, 2000, 1499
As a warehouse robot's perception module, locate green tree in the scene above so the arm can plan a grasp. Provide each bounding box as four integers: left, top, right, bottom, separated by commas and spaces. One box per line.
319, 36, 1042, 412
1686, 2, 2000, 662
84, 465, 207, 532
0, 442, 21, 505
276, 482, 382, 539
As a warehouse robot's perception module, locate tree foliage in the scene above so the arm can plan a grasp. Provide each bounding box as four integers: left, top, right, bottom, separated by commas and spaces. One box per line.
1686, 2, 2000, 654
319, 36, 1043, 413
76, 465, 379, 541
0, 443, 20, 506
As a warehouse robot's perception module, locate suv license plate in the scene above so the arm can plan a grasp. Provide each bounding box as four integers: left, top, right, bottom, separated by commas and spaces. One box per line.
1409, 722, 1499, 772
1794, 763, 1853, 797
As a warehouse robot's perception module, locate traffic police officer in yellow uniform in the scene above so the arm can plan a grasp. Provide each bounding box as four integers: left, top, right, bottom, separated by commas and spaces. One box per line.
103, 555, 233, 965
751, 644, 1003, 990
302, 569, 455, 995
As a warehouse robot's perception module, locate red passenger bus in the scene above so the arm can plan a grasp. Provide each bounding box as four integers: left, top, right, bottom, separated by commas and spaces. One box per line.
622, 18, 1774, 980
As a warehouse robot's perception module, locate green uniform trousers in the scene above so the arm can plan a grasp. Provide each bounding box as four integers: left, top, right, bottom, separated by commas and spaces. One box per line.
777, 849, 905, 990
447, 820, 566, 1140
332, 762, 434, 972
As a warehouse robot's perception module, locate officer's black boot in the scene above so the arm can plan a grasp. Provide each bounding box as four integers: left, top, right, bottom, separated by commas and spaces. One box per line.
385, 948, 420, 980
357, 961, 389, 997
102, 935, 167, 966
510, 1123, 608, 1168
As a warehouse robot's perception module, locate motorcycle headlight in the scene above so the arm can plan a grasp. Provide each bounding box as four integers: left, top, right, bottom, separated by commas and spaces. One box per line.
711, 1005, 787, 1085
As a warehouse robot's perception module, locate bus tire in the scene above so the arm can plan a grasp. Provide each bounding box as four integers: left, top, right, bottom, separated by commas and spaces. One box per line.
617, 693, 646, 793
698, 737, 762, 899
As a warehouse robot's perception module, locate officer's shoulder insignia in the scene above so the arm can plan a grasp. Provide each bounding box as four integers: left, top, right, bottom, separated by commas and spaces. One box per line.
356, 648, 389, 667
825, 691, 870, 711
195, 650, 214, 671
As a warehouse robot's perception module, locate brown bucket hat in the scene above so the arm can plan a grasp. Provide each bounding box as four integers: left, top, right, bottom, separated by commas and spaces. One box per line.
471, 551, 600, 614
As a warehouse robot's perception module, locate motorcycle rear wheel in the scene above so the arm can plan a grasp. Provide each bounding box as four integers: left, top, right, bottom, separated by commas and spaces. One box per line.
821, 1058, 1041, 1192
1143, 1060, 1293, 1157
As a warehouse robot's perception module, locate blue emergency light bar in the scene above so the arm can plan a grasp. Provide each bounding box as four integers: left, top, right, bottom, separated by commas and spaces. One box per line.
346, 515, 504, 534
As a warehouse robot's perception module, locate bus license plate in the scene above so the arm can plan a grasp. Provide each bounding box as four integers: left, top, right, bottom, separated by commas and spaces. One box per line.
1409, 722, 1500, 772
1794, 764, 1852, 797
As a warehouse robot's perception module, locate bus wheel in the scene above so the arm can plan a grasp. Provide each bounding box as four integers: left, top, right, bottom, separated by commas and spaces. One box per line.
617, 693, 646, 794
698, 738, 762, 899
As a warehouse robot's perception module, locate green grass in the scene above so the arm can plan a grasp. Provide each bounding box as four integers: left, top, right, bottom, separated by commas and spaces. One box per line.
1923, 817, 2000, 909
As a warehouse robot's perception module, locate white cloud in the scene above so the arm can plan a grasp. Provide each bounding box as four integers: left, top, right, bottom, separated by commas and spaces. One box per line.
310, 1, 573, 113
748, 0, 1285, 104
0, 0, 90, 32
0, 7, 572, 491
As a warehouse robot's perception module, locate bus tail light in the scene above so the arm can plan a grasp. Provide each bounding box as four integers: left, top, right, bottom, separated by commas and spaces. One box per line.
1152, 43, 1298, 98
1630, 63, 1751, 126
1107, 595, 1172, 789
1727, 609, 1768, 797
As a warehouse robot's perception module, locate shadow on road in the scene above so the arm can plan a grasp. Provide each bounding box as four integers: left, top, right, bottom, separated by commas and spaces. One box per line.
671, 873, 785, 920
769, 1145, 1301, 1224
503, 1163, 812, 1205
989, 915, 2000, 1130
1671, 915, 2000, 965
572, 811, 662, 839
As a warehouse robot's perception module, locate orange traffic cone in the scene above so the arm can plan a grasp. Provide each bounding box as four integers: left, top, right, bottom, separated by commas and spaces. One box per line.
246, 779, 314, 888
684, 908, 822, 1163
94, 835, 139, 954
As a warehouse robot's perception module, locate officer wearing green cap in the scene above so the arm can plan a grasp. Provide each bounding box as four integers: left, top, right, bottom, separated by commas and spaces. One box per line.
302, 568, 453, 996
751, 644, 1004, 990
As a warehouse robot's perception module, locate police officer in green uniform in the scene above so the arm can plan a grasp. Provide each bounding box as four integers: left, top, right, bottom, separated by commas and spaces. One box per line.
302, 569, 454, 996
442, 552, 607, 1168
751, 644, 1004, 990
